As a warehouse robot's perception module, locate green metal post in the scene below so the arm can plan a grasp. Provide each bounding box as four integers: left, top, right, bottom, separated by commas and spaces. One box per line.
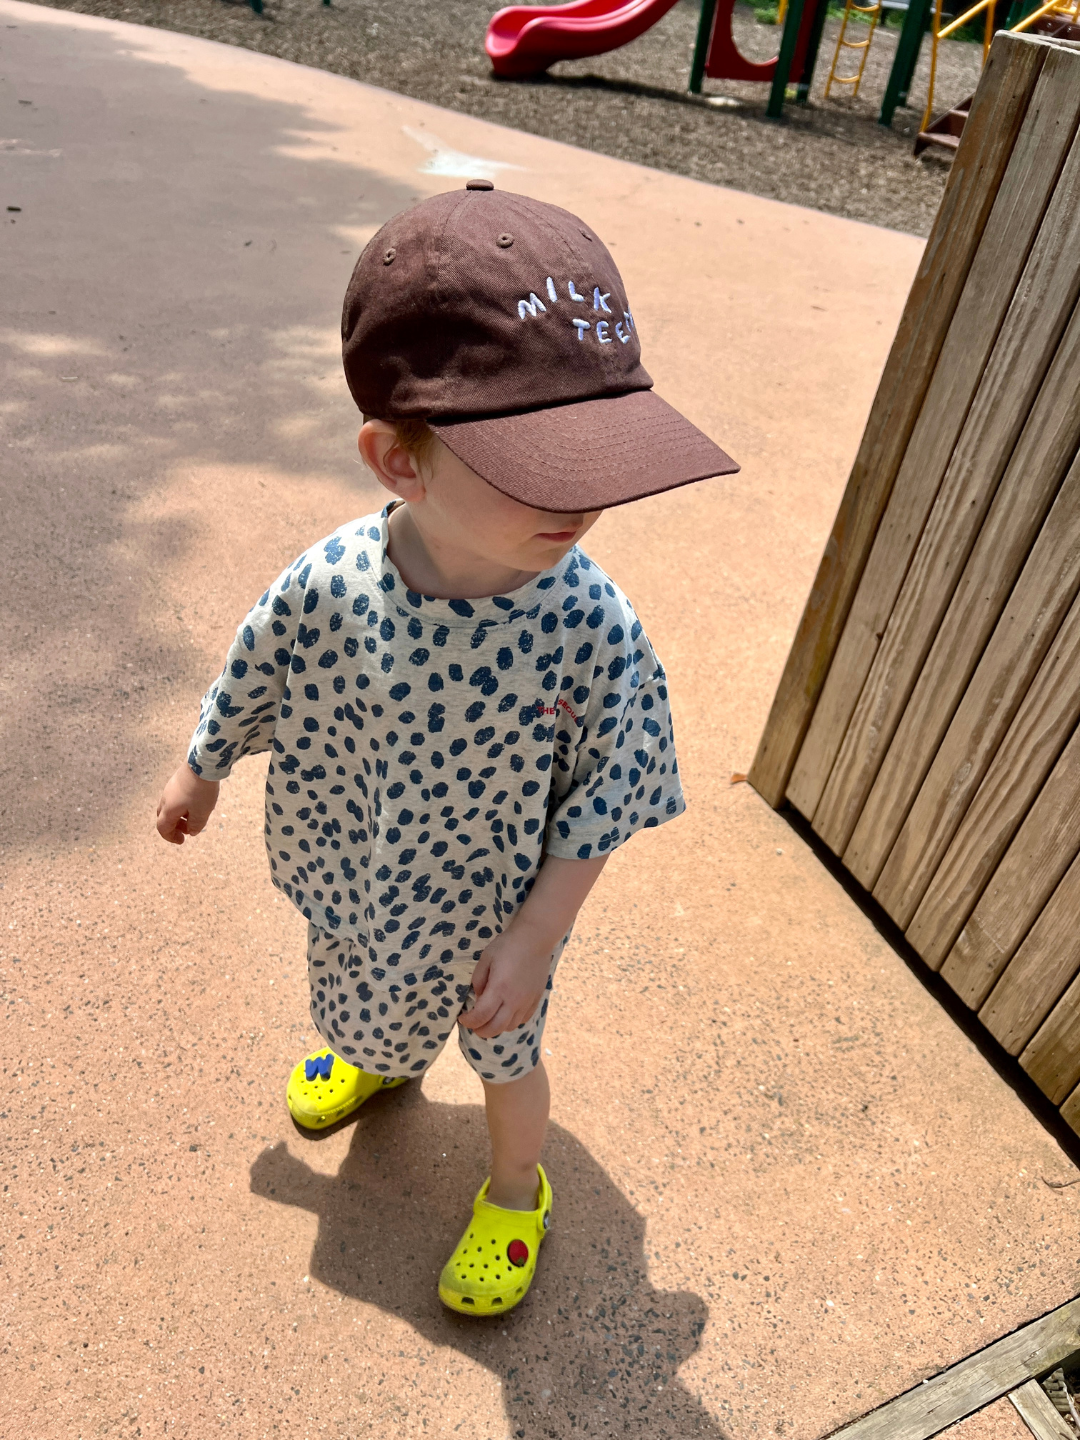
767, 0, 807, 118
690, 0, 719, 93
894, 0, 931, 104
880, 0, 930, 123
795, 0, 831, 102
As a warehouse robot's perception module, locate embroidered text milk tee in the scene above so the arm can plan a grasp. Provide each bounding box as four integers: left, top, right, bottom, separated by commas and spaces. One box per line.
187, 507, 684, 979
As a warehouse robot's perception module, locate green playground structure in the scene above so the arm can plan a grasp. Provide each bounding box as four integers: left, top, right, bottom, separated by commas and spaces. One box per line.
690, 0, 935, 122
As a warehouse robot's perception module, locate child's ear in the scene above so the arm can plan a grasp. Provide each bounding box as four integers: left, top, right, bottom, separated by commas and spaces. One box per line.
358, 421, 425, 502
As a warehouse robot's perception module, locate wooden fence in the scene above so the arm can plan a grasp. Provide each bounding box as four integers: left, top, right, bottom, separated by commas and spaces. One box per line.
750, 28, 1080, 1136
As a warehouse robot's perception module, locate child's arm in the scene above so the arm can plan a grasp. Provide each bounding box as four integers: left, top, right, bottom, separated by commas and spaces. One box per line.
459, 854, 608, 1040
155, 554, 306, 843
156, 765, 220, 845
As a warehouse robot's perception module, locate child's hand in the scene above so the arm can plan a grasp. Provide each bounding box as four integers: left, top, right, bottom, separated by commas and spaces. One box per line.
156, 763, 220, 845
458, 930, 554, 1039
458, 853, 609, 1038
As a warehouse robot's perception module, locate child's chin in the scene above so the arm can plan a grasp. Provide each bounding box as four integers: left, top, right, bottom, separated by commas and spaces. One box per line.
531, 536, 576, 563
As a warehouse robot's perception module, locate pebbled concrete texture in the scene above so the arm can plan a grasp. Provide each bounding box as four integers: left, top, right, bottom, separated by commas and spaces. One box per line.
2, 5, 1078, 1438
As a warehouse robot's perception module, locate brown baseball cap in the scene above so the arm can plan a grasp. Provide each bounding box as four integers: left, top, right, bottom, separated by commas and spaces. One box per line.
341, 180, 738, 513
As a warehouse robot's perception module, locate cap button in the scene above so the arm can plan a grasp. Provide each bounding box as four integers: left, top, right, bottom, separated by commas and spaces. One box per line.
465, 178, 494, 191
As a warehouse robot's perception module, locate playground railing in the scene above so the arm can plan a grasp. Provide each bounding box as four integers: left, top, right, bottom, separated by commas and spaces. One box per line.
922, 0, 996, 129
1010, 0, 1080, 30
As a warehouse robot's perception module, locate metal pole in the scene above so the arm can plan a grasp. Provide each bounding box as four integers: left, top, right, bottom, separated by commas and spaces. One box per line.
690, 0, 719, 93
767, 0, 808, 117
879, 0, 930, 122
796, 0, 832, 101
894, 0, 929, 105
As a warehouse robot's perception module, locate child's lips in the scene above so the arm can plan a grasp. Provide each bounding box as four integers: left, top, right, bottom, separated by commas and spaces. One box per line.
535, 528, 577, 542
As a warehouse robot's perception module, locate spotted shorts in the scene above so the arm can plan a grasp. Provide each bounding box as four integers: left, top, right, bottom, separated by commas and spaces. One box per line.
306, 924, 566, 1084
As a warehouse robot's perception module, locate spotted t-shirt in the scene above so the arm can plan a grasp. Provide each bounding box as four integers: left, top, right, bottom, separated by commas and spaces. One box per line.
187, 506, 684, 978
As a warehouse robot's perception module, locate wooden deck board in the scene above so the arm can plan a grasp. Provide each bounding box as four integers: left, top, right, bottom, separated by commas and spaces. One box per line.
1020, 967, 1080, 1104
1007, 1379, 1075, 1440
980, 845, 1080, 1053
1060, 1081, 1080, 1138
830, 1296, 1080, 1440
864, 377, 1080, 925
933, 720, 1080, 990
840, 67, 1080, 890
748, 34, 1047, 810
786, 45, 1076, 826
810, 120, 1080, 860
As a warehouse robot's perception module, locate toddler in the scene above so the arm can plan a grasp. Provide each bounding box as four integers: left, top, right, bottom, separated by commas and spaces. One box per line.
156, 181, 737, 1315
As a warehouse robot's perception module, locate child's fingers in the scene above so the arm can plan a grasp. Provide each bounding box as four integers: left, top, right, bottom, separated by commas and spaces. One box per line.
470, 954, 492, 995
458, 987, 502, 1033
155, 807, 187, 844
468, 1004, 515, 1040
460, 989, 540, 1038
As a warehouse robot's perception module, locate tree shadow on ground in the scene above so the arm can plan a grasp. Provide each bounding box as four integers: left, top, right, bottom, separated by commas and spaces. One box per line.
2, 15, 412, 857
251, 1087, 732, 1439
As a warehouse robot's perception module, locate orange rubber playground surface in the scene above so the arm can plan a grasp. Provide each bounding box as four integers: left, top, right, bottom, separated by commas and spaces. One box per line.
2, 5, 1078, 1435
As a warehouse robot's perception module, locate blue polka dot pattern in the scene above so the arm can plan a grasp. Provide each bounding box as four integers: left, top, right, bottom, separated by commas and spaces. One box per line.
187, 506, 684, 974
305, 922, 564, 1082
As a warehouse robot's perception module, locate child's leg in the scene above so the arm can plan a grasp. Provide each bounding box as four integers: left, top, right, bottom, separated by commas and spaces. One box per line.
483, 1060, 549, 1211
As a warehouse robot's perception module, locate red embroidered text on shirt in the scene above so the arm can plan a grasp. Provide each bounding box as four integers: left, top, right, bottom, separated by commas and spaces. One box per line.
534, 697, 582, 725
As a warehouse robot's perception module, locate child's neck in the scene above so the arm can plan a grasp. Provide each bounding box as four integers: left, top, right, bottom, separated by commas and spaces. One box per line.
387, 503, 539, 601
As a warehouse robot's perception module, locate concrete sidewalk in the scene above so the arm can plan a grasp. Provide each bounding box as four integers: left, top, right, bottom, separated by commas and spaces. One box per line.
2, 5, 1077, 1436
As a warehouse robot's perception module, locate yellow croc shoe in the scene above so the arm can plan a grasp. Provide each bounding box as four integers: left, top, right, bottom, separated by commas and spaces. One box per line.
439, 1164, 553, 1316
286, 1048, 407, 1130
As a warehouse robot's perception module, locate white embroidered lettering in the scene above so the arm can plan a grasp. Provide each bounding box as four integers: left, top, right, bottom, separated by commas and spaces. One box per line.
623, 309, 635, 331
546, 276, 558, 303
572, 319, 591, 340
568, 281, 586, 302
517, 294, 548, 320
615, 321, 630, 343
596, 320, 612, 344
593, 288, 611, 313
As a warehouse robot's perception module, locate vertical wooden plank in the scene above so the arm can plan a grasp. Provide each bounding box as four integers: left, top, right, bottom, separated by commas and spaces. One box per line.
782, 40, 1065, 822
748, 33, 1047, 810
1061, 1081, 1080, 1139
1019, 973, 1080, 1104
1008, 1379, 1077, 1440
855, 355, 1080, 915
809, 124, 1080, 859
979, 850, 1080, 1053
911, 618, 1080, 974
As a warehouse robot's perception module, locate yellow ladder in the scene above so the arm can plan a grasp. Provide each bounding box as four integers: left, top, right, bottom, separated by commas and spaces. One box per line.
825, 0, 883, 99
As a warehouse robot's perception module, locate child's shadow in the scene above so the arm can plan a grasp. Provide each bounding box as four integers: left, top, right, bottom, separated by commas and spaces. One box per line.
250, 1087, 732, 1438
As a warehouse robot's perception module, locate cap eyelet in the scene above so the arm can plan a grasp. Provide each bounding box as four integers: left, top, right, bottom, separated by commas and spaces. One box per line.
496, 233, 514, 248
383, 247, 396, 265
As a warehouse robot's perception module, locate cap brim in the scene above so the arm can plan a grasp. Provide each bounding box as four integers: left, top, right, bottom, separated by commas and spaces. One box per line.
429, 389, 739, 513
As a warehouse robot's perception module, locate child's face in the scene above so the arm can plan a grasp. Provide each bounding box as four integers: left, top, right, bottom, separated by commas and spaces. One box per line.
361, 421, 603, 575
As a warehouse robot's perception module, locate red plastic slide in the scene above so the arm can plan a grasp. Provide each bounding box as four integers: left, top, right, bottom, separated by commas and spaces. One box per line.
486, 0, 683, 78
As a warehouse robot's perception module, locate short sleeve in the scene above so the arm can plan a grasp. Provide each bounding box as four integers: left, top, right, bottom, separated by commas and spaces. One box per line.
187, 554, 305, 780
545, 642, 685, 862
